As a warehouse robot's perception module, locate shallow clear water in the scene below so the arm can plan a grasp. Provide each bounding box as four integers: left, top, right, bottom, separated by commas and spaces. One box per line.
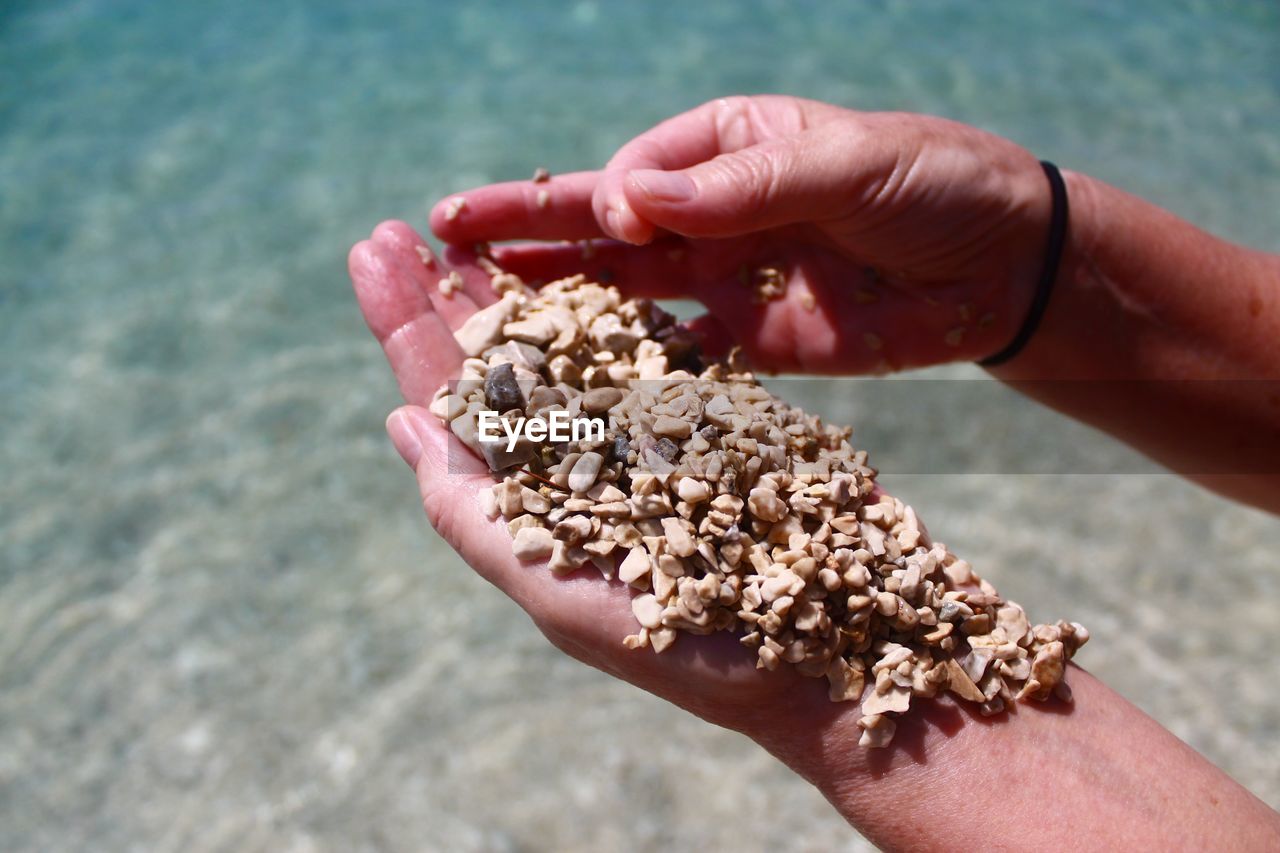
2, 1, 1278, 850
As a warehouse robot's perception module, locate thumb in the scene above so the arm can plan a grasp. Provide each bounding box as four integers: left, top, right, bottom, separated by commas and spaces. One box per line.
621, 131, 859, 238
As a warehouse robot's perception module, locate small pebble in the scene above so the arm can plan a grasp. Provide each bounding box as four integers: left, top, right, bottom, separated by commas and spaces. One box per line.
581, 387, 623, 414
444, 196, 466, 221
618, 547, 651, 584
653, 415, 693, 439
437, 270, 463, 298
675, 477, 711, 504
567, 452, 603, 493
484, 362, 523, 413
512, 526, 554, 561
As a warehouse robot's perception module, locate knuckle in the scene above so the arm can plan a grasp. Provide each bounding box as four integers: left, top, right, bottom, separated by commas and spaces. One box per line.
710, 148, 781, 216
713, 96, 756, 151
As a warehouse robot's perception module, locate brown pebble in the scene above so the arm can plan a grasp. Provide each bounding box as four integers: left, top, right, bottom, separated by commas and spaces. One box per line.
652, 415, 693, 439
484, 362, 523, 413
581, 387, 624, 414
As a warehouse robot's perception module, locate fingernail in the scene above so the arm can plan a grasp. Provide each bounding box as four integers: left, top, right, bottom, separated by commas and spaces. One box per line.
604, 207, 623, 238
629, 169, 696, 203
386, 410, 423, 469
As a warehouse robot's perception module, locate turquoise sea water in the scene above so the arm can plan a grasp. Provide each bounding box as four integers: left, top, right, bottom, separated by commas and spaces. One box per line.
3, 2, 1279, 850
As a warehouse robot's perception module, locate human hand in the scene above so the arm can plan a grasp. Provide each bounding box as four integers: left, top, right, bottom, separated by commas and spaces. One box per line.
430, 95, 1054, 373
346, 221, 861, 751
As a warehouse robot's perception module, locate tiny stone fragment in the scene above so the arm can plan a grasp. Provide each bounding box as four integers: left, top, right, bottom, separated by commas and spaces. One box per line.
581, 387, 623, 414
454, 293, 518, 356
568, 452, 604, 493
444, 196, 466, 221
631, 594, 663, 630
512, 526, 554, 561
438, 270, 463, 298
618, 547, 651, 585
484, 362, 523, 413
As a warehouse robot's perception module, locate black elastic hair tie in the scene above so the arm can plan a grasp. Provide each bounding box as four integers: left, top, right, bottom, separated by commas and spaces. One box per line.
979, 160, 1069, 367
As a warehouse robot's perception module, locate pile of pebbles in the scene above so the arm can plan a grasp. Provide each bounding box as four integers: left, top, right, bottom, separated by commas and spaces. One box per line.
429, 266, 1087, 747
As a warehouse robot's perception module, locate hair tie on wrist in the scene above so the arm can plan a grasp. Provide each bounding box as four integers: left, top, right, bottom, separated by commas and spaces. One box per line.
978, 160, 1069, 367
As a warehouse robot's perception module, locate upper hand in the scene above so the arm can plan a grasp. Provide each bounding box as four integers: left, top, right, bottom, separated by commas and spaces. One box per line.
430, 95, 1054, 373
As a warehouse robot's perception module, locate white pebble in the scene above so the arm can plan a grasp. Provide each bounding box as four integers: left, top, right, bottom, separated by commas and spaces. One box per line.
512, 526, 554, 561
618, 547, 651, 584
631, 594, 664, 629
568, 452, 604, 493
444, 196, 466, 221
675, 477, 711, 504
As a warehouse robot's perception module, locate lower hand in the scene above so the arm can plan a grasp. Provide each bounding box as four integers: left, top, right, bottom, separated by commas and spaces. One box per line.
346, 222, 853, 748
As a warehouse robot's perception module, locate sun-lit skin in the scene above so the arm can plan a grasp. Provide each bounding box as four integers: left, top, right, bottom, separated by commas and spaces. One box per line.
430, 96, 1051, 376
350, 95, 1280, 848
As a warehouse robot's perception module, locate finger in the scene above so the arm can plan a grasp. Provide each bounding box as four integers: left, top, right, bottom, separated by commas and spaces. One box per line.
371, 221, 482, 331
372, 222, 491, 308
592, 102, 728, 245
429, 171, 606, 245
620, 123, 890, 241
491, 239, 706, 300
595, 96, 828, 244
349, 236, 463, 405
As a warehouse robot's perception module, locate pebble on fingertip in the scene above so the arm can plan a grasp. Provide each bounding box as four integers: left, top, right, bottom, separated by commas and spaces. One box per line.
443, 196, 467, 221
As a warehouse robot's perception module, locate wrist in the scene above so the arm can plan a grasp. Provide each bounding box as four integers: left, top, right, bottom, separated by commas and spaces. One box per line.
738, 695, 945, 843
982, 168, 1114, 379
745, 670, 1280, 850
